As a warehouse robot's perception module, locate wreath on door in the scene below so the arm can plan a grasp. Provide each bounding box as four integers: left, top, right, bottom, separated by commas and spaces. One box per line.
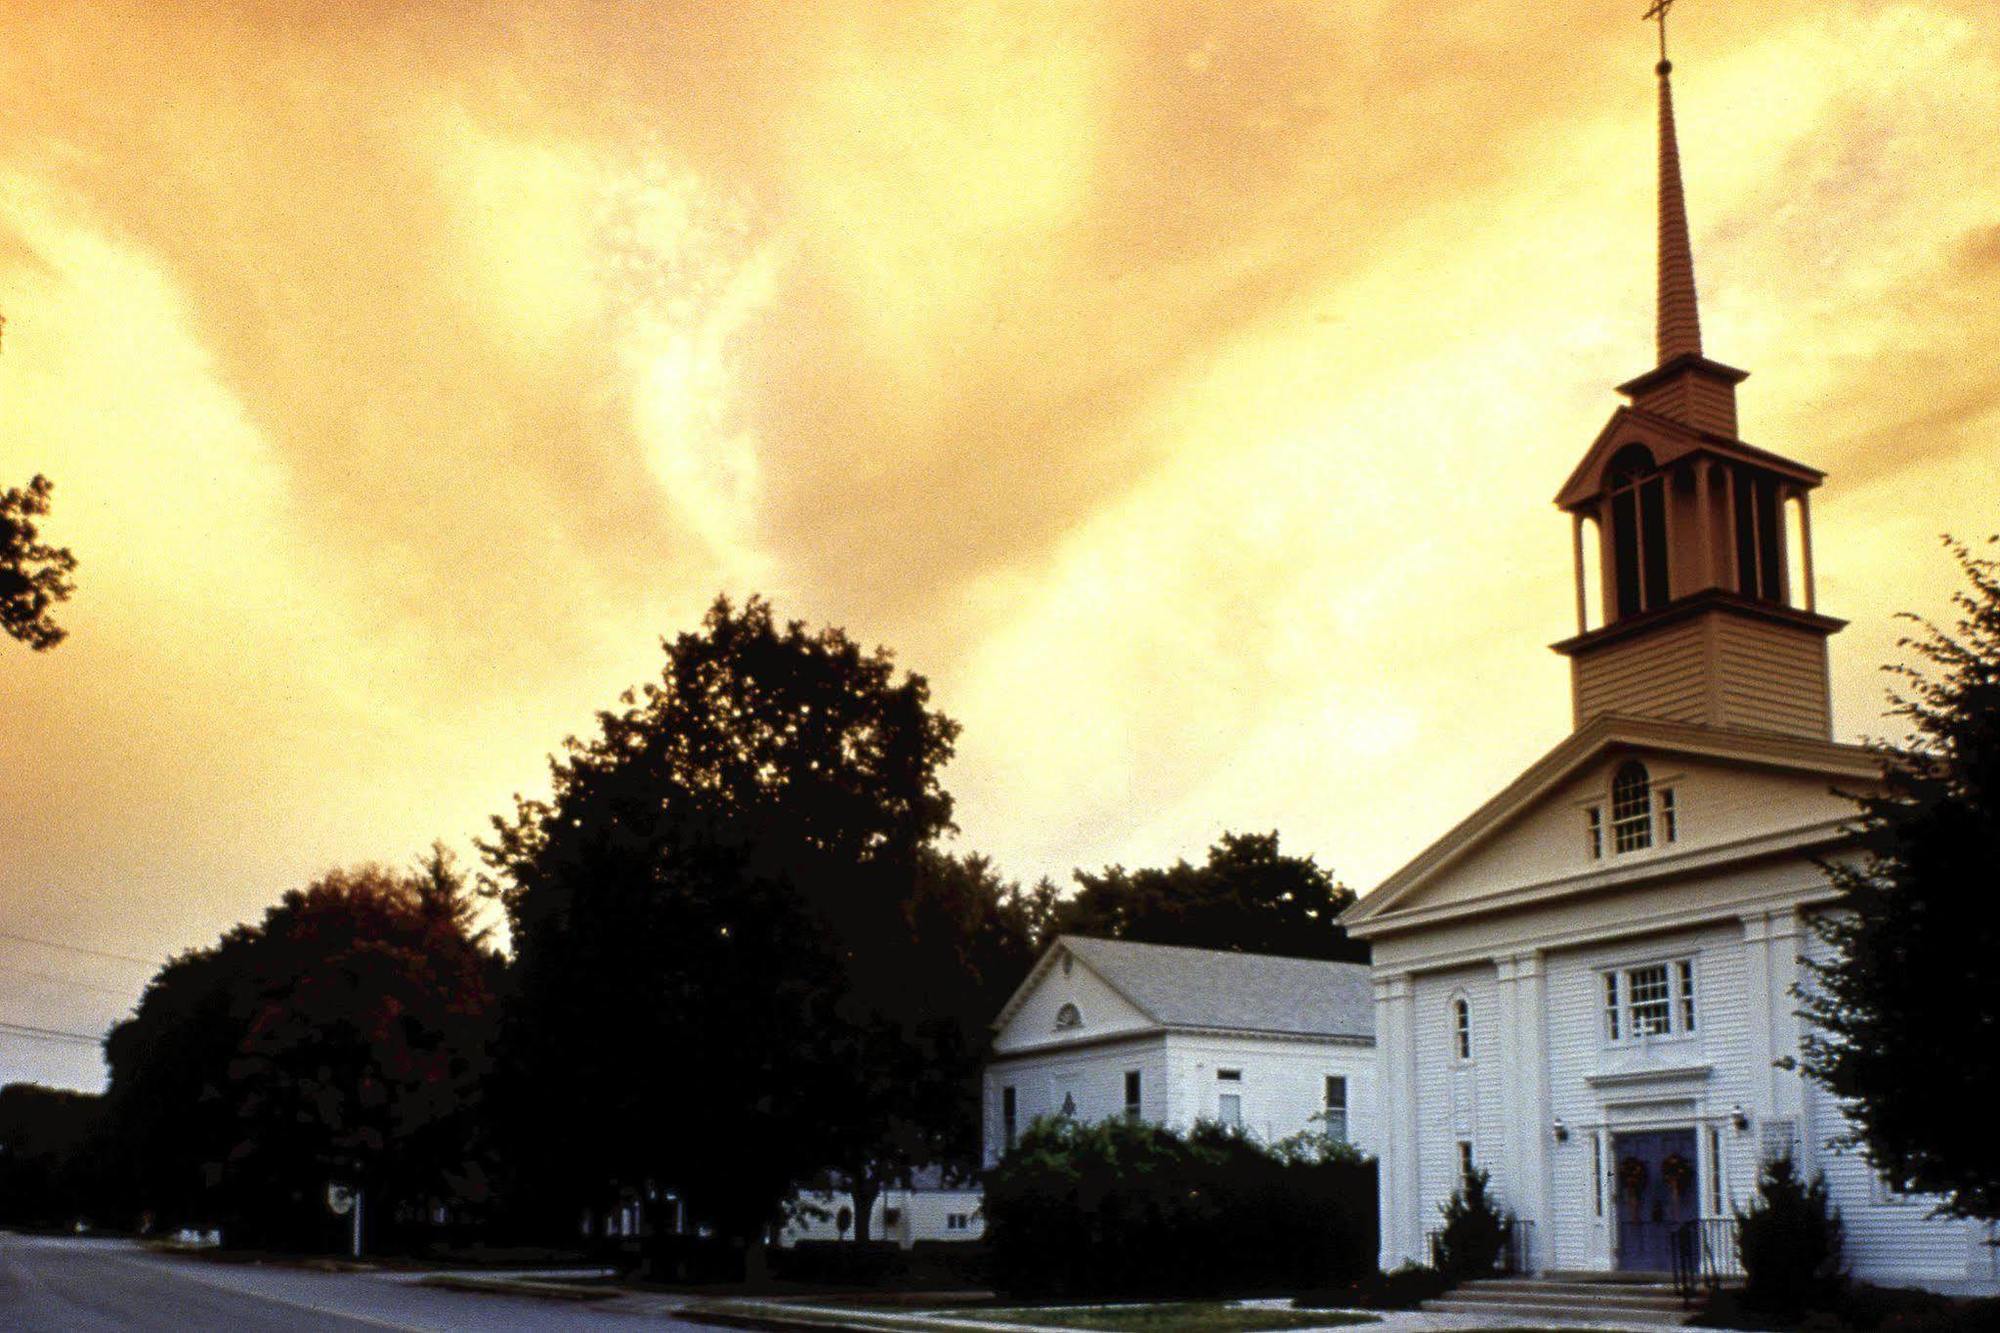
1661, 1152, 1695, 1202
1617, 1155, 1649, 1200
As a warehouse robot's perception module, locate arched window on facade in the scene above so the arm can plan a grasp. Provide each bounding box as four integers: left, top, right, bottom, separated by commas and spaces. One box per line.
1611, 760, 1653, 852
1607, 444, 1670, 618
1054, 1002, 1082, 1030
1452, 995, 1472, 1061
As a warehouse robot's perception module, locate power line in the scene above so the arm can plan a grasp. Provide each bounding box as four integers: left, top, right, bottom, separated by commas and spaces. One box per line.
0, 962, 134, 998
0, 1019, 107, 1047
0, 929, 156, 969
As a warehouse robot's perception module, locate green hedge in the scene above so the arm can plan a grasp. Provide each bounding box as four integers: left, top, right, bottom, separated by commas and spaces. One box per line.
983, 1116, 1377, 1299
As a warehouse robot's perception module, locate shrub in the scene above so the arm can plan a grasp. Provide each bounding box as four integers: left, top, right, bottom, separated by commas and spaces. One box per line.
1433, 1168, 1511, 1279
1295, 1263, 1451, 1310
982, 1115, 1377, 1299
1735, 1156, 1844, 1315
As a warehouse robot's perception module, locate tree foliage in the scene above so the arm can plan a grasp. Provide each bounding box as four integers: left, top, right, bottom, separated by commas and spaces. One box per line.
0, 474, 77, 651
983, 1115, 1377, 1298
103, 851, 499, 1248
1799, 537, 2000, 1220
1432, 1167, 1511, 1279
1053, 830, 1366, 962
0, 1084, 107, 1228
1735, 1155, 1845, 1314
484, 595, 968, 1251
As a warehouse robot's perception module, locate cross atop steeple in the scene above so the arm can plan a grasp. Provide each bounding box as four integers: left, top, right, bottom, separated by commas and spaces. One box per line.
1643, 0, 1679, 65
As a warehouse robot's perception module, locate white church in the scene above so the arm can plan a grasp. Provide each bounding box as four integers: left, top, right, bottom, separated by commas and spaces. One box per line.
1339, 50, 2000, 1293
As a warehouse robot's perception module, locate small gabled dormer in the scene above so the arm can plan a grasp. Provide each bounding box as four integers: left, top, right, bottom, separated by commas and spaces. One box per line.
1548, 56, 1843, 742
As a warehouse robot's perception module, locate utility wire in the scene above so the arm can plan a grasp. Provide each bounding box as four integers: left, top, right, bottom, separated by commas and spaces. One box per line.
0, 1019, 107, 1047
0, 928, 156, 969
0, 962, 133, 998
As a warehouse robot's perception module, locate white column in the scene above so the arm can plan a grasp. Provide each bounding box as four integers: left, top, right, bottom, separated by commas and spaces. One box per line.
1572, 512, 1589, 635
1376, 973, 1422, 1270
1798, 491, 1817, 612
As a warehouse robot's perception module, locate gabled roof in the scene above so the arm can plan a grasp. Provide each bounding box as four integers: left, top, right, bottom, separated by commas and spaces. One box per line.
1554, 405, 1824, 510
992, 935, 1374, 1041
1340, 714, 1878, 934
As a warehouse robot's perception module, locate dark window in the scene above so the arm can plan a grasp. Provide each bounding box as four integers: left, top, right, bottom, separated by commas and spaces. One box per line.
1054, 1002, 1082, 1029
1124, 1070, 1142, 1120
1659, 787, 1678, 843
1587, 805, 1603, 859
1733, 468, 1788, 602
1452, 997, 1472, 1061
1001, 1086, 1016, 1150
1607, 445, 1668, 617
1324, 1075, 1349, 1143
1458, 1140, 1475, 1180
1217, 1068, 1242, 1082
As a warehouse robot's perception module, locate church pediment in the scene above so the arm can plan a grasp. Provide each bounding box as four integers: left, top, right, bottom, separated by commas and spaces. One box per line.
1553, 406, 1824, 511
1341, 715, 1877, 935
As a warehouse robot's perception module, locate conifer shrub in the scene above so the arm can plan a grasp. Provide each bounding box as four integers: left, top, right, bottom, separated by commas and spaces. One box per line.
982, 1115, 1377, 1299
1735, 1156, 1845, 1315
1431, 1168, 1512, 1279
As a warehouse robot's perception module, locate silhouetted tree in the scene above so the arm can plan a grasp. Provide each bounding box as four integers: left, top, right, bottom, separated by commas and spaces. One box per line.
485, 596, 961, 1259
104, 849, 500, 1248
0, 1084, 106, 1228
1799, 538, 2000, 1221
0, 474, 77, 650
1054, 830, 1366, 962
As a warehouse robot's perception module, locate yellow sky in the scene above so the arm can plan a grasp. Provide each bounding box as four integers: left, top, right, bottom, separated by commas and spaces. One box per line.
4, 1, 1997, 1090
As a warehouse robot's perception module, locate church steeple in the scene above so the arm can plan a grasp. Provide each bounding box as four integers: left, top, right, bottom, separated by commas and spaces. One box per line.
1654, 58, 1703, 364
1548, 21, 1845, 742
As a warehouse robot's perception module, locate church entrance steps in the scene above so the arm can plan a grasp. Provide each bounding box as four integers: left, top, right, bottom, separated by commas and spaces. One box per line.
1423, 1275, 1695, 1326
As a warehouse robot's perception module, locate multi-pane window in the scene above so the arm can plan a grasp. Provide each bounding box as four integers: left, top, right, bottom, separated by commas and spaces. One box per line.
1587, 805, 1604, 859
1216, 1069, 1243, 1128
1707, 1125, 1725, 1213
1452, 997, 1472, 1061
1593, 1134, 1605, 1217
1323, 1076, 1349, 1143
1001, 1086, 1017, 1150
1659, 787, 1679, 843
1611, 761, 1653, 852
1604, 959, 1697, 1041
1124, 1070, 1142, 1121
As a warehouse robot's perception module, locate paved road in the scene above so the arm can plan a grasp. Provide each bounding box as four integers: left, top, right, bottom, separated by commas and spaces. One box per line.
0, 1234, 713, 1331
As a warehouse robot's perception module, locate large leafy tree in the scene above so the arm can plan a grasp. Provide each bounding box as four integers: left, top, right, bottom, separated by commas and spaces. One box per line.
0, 474, 77, 651
1799, 538, 2000, 1220
484, 595, 963, 1252
1053, 830, 1367, 963
104, 851, 500, 1248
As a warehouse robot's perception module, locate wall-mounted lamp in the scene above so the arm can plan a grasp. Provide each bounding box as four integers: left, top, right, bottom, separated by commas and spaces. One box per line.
1552, 1117, 1569, 1143
1731, 1104, 1750, 1132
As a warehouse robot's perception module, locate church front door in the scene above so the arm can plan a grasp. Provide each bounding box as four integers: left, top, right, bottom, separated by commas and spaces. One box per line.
1611, 1128, 1699, 1272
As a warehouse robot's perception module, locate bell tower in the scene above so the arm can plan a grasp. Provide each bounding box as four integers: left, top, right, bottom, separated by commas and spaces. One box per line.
1550, 33, 1844, 741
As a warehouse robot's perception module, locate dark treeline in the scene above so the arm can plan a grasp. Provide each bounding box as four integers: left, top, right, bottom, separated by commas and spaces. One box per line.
4, 595, 1365, 1265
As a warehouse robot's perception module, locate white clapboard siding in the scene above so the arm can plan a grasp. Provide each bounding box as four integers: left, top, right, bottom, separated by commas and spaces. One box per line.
1163, 1032, 1379, 1155
1574, 619, 1709, 726
1714, 616, 1830, 739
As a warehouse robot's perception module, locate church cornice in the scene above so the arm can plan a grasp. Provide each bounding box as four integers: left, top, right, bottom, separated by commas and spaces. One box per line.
1554, 405, 1824, 510
1550, 586, 1846, 657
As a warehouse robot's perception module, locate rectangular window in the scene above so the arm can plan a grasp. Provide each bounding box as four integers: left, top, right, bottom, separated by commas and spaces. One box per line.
1124, 1069, 1142, 1121
1217, 1093, 1242, 1128
1593, 1134, 1605, 1217
1216, 1068, 1242, 1082
1457, 1140, 1475, 1180
1324, 1076, 1349, 1143
1707, 1125, 1724, 1214
1001, 1086, 1016, 1151
1453, 1000, 1472, 1061
1604, 959, 1698, 1041
1612, 783, 1652, 852
1659, 787, 1678, 843
1587, 805, 1603, 859
1627, 962, 1672, 1036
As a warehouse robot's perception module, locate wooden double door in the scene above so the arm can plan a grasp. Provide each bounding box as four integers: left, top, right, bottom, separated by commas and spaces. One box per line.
1612, 1127, 1699, 1272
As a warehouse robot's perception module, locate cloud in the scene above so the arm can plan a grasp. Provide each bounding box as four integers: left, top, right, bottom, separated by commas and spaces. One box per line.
2, 1, 1998, 1091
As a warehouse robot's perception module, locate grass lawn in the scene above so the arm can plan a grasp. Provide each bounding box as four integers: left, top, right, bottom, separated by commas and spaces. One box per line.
977, 1303, 1379, 1331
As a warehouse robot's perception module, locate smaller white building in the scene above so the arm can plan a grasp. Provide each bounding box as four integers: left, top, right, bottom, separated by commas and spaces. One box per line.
983, 935, 1377, 1166
778, 1166, 985, 1249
